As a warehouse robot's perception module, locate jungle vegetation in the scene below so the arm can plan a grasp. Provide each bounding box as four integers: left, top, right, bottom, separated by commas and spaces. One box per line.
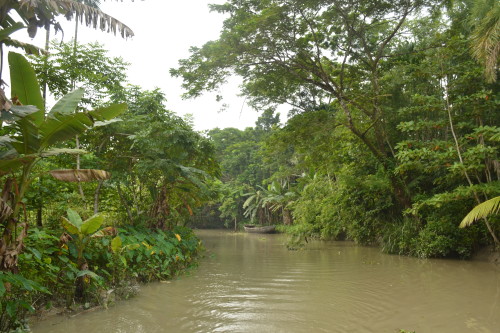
0, 0, 498, 331
0, 1, 216, 331
173, 0, 499, 257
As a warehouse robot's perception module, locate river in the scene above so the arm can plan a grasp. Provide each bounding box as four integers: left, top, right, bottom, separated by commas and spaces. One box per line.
32, 230, 500, 333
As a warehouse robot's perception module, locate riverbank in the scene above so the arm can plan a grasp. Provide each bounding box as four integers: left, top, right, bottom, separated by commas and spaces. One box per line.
2, 226, 202, 332
472, 245, 500, 265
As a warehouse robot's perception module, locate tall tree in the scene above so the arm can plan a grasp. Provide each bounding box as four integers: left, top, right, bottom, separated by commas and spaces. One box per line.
172, 0, 439, 210
86, 86, 220, 229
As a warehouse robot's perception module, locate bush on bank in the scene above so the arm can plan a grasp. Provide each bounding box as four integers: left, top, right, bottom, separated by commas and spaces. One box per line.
0, 224, 201, 332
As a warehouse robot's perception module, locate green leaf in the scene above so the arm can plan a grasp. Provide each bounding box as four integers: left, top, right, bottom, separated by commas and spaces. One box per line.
125, 243, 141, 251
11, 110, 42, 154
93, 118, 122, 127
8, 52, 44, 118
88, 103, 127, 122
0, 136, 17, 146
6, 301, 16, 317
66, 208, 83, 229
111, 236, 122, 254
0, 149, 19, 159
80, 214, 104, 235
61, 217, 79, 234
120, 255, 127, 267
0, 105, 39, 123
39, 112, 93, 149
0, 280, 5, 297
3, 38, 45, 55
0, 22, 25, 41
48, 88, 85, 116
0, 155, 36, 175
31, 248, 41, 260
76, 270, 101, 281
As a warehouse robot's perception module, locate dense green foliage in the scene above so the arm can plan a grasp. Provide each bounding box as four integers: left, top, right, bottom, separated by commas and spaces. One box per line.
8, 224, 200, 331
0, 0, 499, 331
176, 0, 499, 257
0, 43, 214, 331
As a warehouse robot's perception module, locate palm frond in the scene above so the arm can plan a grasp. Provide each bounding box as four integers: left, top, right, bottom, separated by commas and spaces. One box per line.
469, 0, 500, 82
460, 196, 500, 227
16, 0, 135, 38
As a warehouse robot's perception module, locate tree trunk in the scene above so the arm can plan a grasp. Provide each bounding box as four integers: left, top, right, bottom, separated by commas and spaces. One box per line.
443, 72, 499, 246
42, 26, 50, 102
338, 99, 412, 210
283, 208, 292, 225
36, 207, 42, 228
74, 261, 88, 302
117, 183, 133, 223
93, 180, 103, 215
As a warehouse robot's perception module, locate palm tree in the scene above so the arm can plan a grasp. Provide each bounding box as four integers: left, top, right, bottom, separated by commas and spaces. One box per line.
0, 0, 134, 40
74, 0, 102, 44
263, 181, 296, 225
0, 0, 135, 83
460, 196, 500, 228
243, 186, 267, 224
469, 0, 500, 82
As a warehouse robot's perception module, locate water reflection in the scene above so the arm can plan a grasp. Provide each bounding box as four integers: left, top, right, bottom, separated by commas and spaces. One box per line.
32, 230, 500, 333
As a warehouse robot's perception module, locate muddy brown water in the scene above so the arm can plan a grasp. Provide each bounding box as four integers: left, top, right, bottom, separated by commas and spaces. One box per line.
32, 230, 500, 333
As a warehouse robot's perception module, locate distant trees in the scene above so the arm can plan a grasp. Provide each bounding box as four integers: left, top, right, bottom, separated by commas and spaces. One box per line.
174, 0, 499, 255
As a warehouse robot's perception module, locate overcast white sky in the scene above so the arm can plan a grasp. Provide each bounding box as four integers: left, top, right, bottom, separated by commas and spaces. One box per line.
12, 0, 272, 131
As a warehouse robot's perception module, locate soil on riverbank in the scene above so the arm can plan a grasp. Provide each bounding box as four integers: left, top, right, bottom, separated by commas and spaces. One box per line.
472, 246, 500, 265
29, 281, 141, 327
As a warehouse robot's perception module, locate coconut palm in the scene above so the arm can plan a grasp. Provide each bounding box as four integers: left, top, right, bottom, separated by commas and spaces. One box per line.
0, 0, 134, 40
460, 196, 500, 228
469, 0, 500, 82
243, 186, 267, 224
73, 0, 102, 47
0, 0, 135, 84
263, 181, 296, 225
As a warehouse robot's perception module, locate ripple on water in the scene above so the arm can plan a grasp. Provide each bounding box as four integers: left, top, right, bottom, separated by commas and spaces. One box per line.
31, 230, 500, 333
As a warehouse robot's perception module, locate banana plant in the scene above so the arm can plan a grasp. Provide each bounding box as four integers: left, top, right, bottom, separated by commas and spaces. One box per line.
60, 208, 105, 299
61, 208, 105, 267
0, 52, 126, 271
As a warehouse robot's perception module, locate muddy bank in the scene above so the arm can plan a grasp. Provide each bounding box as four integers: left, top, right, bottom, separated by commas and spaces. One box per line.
472, 246, 500, 266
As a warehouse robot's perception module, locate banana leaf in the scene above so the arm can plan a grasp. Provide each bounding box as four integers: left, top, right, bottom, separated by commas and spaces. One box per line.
49, 169, 111, 182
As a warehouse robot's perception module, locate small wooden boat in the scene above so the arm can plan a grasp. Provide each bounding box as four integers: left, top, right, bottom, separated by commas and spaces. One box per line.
243, 225, 276, 234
